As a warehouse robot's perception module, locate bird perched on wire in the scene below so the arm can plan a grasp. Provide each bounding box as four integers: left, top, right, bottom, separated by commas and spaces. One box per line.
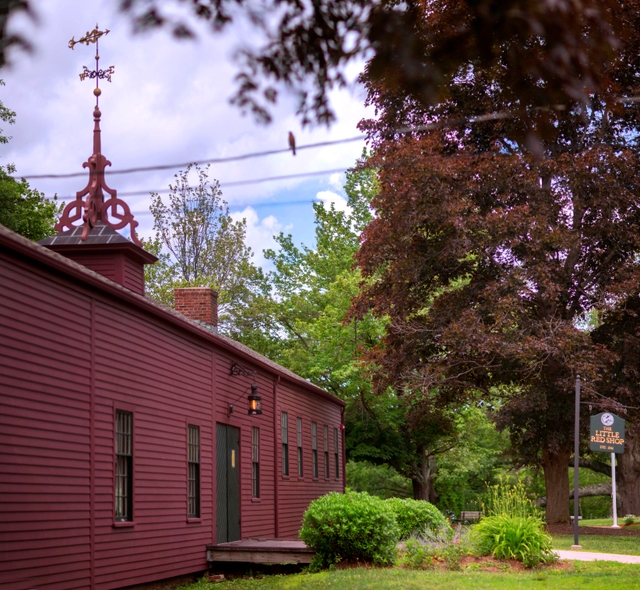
288, 131, 296, 156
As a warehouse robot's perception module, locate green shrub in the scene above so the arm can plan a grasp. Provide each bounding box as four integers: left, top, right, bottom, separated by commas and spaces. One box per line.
624, 514, 636, 526
401, 527, 470, 571
386, 497, 451, 539
403, 539, 434, 569
299, 490, 399, 569
482, 479, 540, 518
471, 514, 555, 567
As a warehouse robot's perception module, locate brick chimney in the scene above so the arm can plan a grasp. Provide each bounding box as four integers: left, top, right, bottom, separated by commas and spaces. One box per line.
174, 287, 218, 329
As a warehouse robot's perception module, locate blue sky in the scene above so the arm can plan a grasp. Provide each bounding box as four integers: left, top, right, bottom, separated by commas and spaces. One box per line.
1, 0, 371, 268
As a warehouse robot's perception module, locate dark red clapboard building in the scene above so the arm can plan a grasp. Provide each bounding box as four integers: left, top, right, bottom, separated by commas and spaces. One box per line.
0, 105, 345, 590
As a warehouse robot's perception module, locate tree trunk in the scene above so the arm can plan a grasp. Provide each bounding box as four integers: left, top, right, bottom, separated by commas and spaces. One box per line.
411, 454, 438, 502
412, 477, 430, 501
543, 447, 571, 524
618, 426, 640, 516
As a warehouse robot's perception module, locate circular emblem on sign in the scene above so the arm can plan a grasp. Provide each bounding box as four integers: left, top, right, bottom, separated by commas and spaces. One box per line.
601, 413, 614, 426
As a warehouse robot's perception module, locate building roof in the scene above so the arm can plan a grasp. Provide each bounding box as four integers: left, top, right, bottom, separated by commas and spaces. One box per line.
39, 221, 132, 246
1, 223, 345, 407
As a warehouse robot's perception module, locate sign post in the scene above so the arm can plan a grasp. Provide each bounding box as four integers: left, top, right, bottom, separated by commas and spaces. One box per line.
573, 376, 580, 549
590, 412, 625, 529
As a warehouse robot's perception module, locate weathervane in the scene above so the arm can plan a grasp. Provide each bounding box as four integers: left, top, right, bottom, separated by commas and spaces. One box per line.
69, 24, 114, 107
55, 25, 141, 246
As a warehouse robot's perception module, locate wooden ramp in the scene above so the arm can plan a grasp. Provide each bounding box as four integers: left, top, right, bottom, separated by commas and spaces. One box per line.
207, 538, 314, 564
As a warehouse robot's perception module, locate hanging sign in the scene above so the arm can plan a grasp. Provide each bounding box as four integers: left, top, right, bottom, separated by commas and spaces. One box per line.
590, 412, 625, 454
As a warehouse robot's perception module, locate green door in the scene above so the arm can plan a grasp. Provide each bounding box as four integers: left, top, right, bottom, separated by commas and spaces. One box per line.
216, 424, 241, 543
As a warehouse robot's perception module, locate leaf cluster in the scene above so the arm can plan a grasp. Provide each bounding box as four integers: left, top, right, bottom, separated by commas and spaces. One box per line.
386, 497, 451, 539
0, 83, 60, 241
299, 490, 399, 568
352, 0, 640, 472
144, 163, 265, 333
4, 2, 629, 129
471, 515, 555, 567
0, 165, 61, 241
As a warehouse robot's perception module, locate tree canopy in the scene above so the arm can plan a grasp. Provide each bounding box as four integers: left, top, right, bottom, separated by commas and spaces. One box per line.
2, 1, 630, 129
0, 80, 60, 241
144, 163, 265, 333
351, 0, 640, 523
0, 164, 60, 241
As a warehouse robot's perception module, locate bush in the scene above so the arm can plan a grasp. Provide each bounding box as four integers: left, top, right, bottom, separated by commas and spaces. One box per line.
624, 514, 636, 526
401, 526, 471, 571
403, 539, 434, 570
386, 497, 451, 539
299, 490, 399, 568
471, 515, 555, 567
482, 479, 540, 518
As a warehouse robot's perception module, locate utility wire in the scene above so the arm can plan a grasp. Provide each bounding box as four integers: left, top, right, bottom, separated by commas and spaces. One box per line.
43, 167, 351, 200
20, 94, 640, 184
16, 138, 365, 181
580, 384, 640, 411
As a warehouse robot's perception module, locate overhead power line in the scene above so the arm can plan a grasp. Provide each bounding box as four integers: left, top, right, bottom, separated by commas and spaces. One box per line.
18, 94, 640, 184
44, 167, 351, 200
16, 137, 366, 181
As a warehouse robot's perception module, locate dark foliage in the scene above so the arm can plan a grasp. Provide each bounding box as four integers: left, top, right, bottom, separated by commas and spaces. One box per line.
351, 0, 640, 523
2, 1, 629, 129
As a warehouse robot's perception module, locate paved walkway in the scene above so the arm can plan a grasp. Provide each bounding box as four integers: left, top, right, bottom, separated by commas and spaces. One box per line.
555, 550, 640, 564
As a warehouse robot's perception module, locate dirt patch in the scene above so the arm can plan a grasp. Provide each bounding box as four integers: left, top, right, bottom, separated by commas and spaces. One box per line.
547, 524, 640, 537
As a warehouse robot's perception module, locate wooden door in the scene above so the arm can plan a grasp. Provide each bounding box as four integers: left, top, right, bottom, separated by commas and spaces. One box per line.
216, 424, 240, 543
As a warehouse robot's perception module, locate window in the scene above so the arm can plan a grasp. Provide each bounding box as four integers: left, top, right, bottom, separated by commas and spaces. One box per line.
281, 412, 289, 476
311, 422, 318, 478
324, 425, 329, 478
188, 425, 200, 518
115, 410, 133, 522
297, 417, 303, 477
334, 427, 339, 478
252, 427, 260, 498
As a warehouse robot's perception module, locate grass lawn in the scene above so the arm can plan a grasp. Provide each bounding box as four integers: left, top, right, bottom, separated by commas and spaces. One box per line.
578, 518, 640, 527
179, 562, 640, 590
580, 518, 615, 526
552, 534, 640, 555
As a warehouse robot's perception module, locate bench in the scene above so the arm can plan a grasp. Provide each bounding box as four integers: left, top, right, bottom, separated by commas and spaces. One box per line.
569, 515, 583, 520
459, 511, 482, 522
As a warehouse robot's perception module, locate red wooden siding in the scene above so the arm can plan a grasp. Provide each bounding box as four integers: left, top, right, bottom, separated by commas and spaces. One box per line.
0, 228, 345, 590
0, 257, 92, 590
213, 356, 277, 541
92, 301, 214, 589
122, 256, 144, 294
276, 381, 343, 538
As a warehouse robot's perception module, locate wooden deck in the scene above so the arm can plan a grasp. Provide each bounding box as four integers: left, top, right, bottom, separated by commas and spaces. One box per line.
207, 538, 315, 564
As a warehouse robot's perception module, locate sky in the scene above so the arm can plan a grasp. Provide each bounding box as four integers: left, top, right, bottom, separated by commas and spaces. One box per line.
1, 0, 371, 267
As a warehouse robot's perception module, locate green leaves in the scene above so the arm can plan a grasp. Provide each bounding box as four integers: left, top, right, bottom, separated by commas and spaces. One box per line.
0, 83, 60, 242
300, 490, 399, 568
471, 515, 555, 567
0, 166, 61, 241
386, 497, 451, 539
145, 163, 265, 333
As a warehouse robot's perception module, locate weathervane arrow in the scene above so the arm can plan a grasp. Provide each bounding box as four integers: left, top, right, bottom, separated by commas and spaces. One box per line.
69, 24, 114, 106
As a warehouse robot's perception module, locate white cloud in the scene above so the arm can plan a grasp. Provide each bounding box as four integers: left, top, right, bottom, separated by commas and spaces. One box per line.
316, 190, 351, 214
328, 172, 344, 190
230, 206, 283, 268
2, 0, 372, 249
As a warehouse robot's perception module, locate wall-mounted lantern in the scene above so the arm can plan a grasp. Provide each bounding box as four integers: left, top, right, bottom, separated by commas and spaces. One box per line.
247, 384, 262, 415
229, 362, 262, 416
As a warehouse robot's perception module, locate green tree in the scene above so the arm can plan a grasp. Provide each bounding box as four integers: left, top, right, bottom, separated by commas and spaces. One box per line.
0, 82, 60, 241
0, 165, 60, 241
250, 154, 480, 501
145, 163, 265, 333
